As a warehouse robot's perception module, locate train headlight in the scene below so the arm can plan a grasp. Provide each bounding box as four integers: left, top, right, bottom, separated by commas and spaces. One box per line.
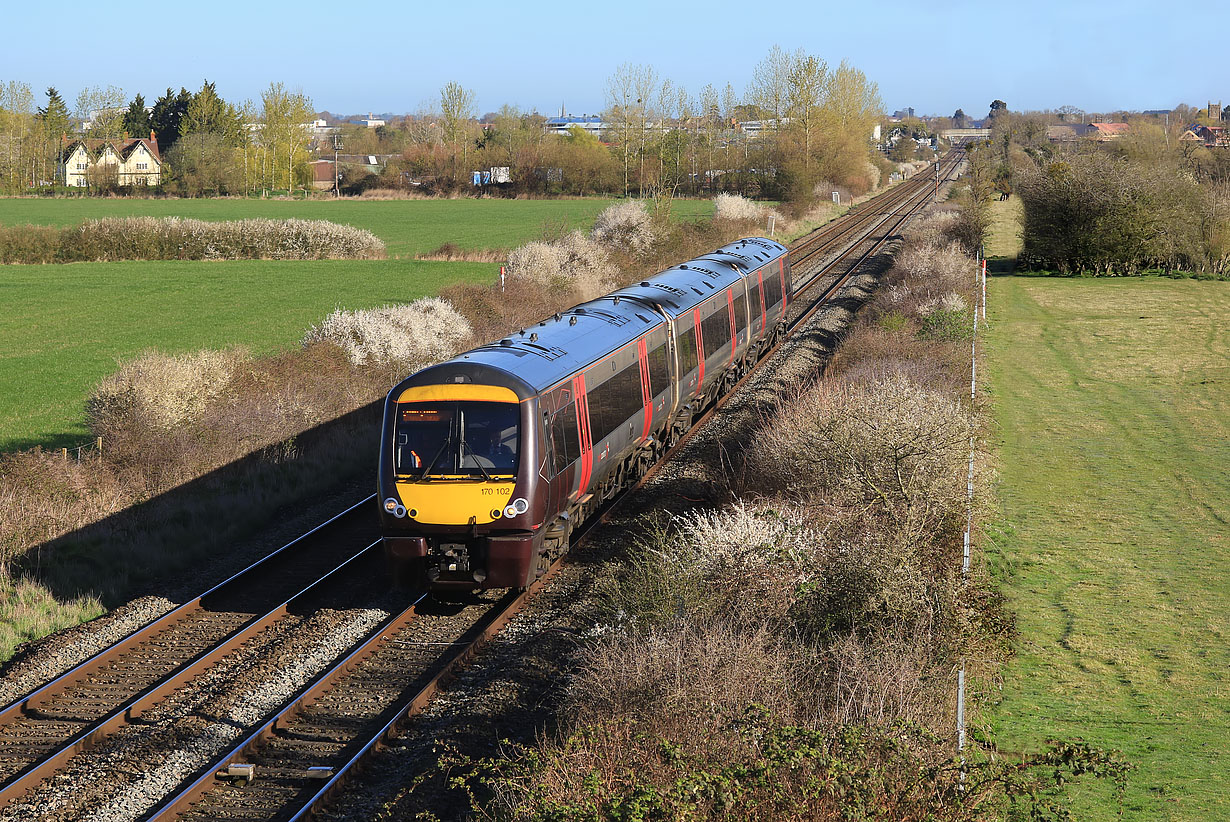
512, 497, 529, 515
503, 504, 518, 518
383, 498, 399, 513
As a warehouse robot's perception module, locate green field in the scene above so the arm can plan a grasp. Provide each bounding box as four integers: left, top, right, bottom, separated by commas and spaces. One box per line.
0, 258, 491, 451
985, 275, 1230, 819
0, 197, 714, 258
0, 196, 717, 451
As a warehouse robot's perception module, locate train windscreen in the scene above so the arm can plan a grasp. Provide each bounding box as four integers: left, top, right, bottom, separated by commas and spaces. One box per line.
394, 401, 518, 480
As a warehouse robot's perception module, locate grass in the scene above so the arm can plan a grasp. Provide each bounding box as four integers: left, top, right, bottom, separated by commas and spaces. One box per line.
984, 275, 1230, 820
0, 258, 490, 451
0, 197, 715, 258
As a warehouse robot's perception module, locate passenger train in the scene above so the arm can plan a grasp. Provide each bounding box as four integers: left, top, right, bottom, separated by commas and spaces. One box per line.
377, 237, 791, 590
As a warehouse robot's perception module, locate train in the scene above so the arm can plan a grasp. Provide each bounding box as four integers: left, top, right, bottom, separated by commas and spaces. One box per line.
377, 237, 791, 590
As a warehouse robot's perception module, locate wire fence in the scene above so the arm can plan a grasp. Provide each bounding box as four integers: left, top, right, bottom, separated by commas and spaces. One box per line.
58, 436, 103, 463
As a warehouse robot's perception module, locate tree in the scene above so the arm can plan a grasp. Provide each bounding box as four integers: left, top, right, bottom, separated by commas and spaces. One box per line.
988, 99, 1008, 119
439, 81, 476, 183
150, 87, 192, 154
181, 80, 242, 145
952, 108, 968, 127
603, 63, 641, 197
76, 85, 126, 140
748, 45, 795, 129
1056, 105, 1084, 123
37, 87, 70, 185
1, 81, 35, 190
785, 54, 829, 171
167, 132, 241, 196
123, 94, 150, 138
257, 82, 312, 192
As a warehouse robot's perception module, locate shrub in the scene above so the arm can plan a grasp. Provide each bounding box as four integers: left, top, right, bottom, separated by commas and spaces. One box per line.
745, 374, 973, 533
301, 298, 472, 369
590, 199, 657, 255
505, 231, 614, 300
0, 217, 386, 264
713, 192, 766, 222
87, 348, 248, 434
598, 503, 820, 630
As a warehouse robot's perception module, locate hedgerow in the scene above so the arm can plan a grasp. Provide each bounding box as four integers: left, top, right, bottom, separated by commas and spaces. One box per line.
0, 217, 385, 263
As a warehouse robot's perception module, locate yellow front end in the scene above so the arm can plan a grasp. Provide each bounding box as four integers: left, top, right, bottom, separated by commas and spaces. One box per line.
394, 479, 516, 525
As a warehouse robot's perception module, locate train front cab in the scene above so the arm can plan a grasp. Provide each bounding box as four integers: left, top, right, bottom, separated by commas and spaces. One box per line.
379, 373, 543, 590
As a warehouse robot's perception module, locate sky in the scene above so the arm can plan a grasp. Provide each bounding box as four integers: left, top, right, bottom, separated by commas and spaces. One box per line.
3, 0, 1226, 119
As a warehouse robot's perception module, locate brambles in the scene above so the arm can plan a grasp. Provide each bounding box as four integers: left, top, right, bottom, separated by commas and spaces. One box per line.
0, 217, 386, 264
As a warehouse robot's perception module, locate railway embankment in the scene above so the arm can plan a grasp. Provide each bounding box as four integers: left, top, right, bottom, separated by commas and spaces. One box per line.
300, 201, 1124, 821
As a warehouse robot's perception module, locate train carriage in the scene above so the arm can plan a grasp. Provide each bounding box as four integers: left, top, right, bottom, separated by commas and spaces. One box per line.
378, 238, 789, 590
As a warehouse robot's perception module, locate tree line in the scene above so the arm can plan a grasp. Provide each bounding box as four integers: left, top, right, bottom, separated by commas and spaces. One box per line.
0, 80, 313, 195
964, 101, 1230, 276
1, 47, 885, 209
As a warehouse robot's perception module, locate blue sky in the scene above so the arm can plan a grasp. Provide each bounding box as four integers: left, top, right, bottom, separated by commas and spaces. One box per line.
3, 0, 1225, 118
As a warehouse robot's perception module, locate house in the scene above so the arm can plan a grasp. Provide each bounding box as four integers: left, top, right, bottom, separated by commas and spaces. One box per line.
1182, 124, 1229, 148
58, 132, 161, 187
1087, 122, 1129, 141
1046, 123, 1096, 142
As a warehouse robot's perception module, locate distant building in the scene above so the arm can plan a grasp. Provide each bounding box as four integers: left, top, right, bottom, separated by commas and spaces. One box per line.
1209, 102, 1223, 121
1087, 122, 1129, 141
309, 159, 336, 191
544, 115, 606, 136
1182, 124, 1229, 147
57, 133, 161, 187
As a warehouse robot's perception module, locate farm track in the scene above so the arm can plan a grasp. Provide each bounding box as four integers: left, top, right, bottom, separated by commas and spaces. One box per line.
0, 156, 959, 821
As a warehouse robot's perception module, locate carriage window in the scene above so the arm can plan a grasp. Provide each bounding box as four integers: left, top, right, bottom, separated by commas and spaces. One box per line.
700, 303, 731, 359
647, 341, 670, 396
763, 267, 783, 310
676, 322, 698, 374
550, 401, 579, 476
733, 293, 748, 334
749, 281, 763, 326
587, 361, 643, 442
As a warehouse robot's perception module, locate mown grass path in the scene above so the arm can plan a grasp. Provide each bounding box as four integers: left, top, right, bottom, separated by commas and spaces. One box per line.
985, 275, 1230, 820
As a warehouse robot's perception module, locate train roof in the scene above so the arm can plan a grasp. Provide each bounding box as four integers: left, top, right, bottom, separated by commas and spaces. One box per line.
610, 237, 788, 317
391, 237, 789, 399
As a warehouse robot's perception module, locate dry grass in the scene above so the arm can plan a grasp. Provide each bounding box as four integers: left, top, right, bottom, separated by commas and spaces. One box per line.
477, 206, 1036, 819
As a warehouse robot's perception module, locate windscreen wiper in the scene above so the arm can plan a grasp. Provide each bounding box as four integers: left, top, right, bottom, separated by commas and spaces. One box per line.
408, 439, 450, 482
460, 437, 493, 482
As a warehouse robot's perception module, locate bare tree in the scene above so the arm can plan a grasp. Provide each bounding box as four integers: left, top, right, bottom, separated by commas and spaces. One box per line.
604, 63, 638, 197
440, 81, 476, 182
748, 45, 796, 129
786, 55, 828, 170
75, 85, 126, 141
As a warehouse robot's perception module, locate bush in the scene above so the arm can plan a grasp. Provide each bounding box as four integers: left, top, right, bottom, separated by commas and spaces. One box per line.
745, 374, 973, 535
301, 298, 473, 368
87, 348, 248, 434
504, 230, 614, 300
0, 217, 386, 264
1016, 151, 1208, 274
590, 199, 657, 255
712, 192, 767, 222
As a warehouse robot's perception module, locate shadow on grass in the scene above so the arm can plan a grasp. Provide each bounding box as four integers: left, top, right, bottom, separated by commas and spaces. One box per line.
17, 399, 385, 611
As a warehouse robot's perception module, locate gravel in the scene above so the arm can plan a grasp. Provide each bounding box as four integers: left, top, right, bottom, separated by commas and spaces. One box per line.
0, 596, 177, 707
0, 603, 395, 822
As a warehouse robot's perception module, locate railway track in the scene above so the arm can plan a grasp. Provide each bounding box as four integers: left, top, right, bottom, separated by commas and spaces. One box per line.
142, 153, 962, 822
0, 153, 960, 820
0, 498, 383, 813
